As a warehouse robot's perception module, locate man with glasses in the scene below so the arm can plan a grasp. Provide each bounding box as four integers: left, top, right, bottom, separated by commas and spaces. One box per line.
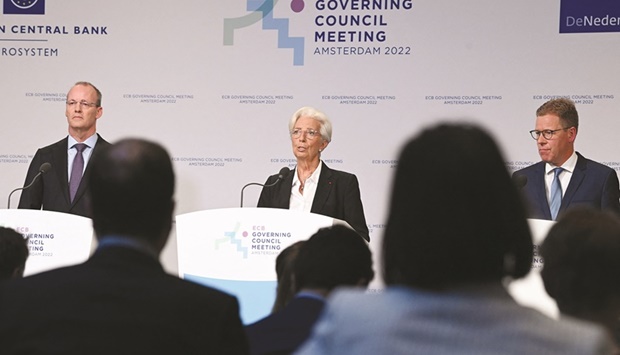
513, 98, 620, 220
18, 81, 110, 218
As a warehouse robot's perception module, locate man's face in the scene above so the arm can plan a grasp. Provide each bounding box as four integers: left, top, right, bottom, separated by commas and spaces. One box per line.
535, 114, 576, 166
65, 84, 102, 134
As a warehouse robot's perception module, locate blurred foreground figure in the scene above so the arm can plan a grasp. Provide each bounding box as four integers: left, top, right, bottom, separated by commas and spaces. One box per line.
271, 240, 306, 314
297, 123, 614, 355
541, 208, 620, 349
247, 225, 373, 355
0, 138, 248, 355
0, 227, 29, 280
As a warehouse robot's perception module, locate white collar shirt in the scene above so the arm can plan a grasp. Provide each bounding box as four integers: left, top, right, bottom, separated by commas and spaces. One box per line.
67, 133, 99, 181
545, 151, 577, 202
290, 161, 323, 213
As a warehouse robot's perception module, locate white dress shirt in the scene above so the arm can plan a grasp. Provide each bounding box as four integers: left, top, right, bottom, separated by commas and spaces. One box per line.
545, 151, 577, 203
290, 161, 323, 212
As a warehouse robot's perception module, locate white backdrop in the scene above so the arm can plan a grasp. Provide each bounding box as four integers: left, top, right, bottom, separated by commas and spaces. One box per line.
1, 1, 619, 290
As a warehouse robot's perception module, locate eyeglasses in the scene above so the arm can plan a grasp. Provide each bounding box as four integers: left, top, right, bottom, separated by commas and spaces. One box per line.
291, 129, 320, 140
66, 100, 98, 108
529, 128, 569, 140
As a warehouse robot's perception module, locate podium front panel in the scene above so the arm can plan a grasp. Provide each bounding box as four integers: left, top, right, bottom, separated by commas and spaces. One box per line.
0, 209, 94, 276
176, 207, 339, 324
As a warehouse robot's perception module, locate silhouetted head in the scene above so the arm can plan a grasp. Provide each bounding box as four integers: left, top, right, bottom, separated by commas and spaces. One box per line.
271, 241, 305, 313
88, 138, 175, 249
541, 208, 620, 319
0, 227, 29, 280
294, 225, 374, 292
383, 123, 533, 290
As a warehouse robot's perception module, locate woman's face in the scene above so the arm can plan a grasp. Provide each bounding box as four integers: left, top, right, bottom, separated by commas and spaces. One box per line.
291, 116, 328, 162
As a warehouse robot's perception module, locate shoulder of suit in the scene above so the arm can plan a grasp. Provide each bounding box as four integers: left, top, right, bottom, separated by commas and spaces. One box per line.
513, 161, 544, 175
576, 152, 615, 173
38, 137, 69, 151
321, 163, 357, 179
96, 134, 111, 146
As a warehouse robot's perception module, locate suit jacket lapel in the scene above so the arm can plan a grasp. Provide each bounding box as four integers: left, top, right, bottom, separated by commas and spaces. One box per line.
72, 134, 106, 207
532, 162, 552, 220
311, 163, 333, 214
52, 138, 71, 206
560, 153, 586, 214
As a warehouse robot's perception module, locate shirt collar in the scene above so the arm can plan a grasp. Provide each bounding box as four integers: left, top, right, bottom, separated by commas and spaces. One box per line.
545, 151, 577, 175
292, 161, 323, 186
68, 133, 98, 150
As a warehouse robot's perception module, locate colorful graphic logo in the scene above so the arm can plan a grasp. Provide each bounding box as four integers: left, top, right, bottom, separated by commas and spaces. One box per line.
3, 0, 45, 15
215, 222, 249, 258
223, 0, 305, 66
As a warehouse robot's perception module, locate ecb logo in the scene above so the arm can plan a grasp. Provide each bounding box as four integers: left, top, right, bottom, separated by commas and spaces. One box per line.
3, 0, 45, 15
223, 0, 305, 66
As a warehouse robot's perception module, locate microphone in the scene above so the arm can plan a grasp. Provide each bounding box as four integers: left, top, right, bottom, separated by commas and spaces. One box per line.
7, 162, 52, 209
240, 167, 290, 208
513, 175, 527, 190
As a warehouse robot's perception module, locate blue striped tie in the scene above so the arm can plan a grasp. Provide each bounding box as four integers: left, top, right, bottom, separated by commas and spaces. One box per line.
549, 167, 563, 220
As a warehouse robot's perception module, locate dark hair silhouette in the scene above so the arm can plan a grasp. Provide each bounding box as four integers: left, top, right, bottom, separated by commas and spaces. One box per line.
0, 227, 29, 279
383, 123, 533, 289
294, 225, 373, 291
541, 208, 620, 327
271, 241, 305, 313
88, 138, 175, 240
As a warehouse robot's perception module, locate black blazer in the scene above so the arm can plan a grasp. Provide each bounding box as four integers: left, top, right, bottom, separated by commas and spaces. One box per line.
513, 152, 620, 220
257, 163, 370, 241
245, 296, 325, 355
17, 134, 110, 218
0, 246, 249, 355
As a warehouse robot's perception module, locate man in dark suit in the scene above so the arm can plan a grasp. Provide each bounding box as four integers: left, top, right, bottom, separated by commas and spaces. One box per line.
513, 98, 620, 220
18, 81, 110, 218
245, 225, 373, 355
0, 139, 249, 354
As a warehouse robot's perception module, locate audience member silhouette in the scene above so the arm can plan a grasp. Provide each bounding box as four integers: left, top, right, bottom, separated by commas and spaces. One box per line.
541, 207, 620, 348
271, 241, 305, 313
0, 227, 29, 280
247, 225, 373, 355
0, 138, 249, 354
296, 123, 614, 355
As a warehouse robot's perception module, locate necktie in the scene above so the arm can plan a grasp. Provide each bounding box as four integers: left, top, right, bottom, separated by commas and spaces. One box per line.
69, 143, 87, 202
549, 167, 563, 220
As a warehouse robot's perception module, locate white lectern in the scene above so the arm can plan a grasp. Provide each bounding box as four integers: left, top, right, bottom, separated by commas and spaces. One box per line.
175, 207, 353, 324
0, 209, 94, 276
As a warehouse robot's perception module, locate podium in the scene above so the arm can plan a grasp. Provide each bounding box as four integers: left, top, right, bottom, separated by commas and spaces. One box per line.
507, 218, 559, 318
0, 209, 94, 276
175, 207, 353, 324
